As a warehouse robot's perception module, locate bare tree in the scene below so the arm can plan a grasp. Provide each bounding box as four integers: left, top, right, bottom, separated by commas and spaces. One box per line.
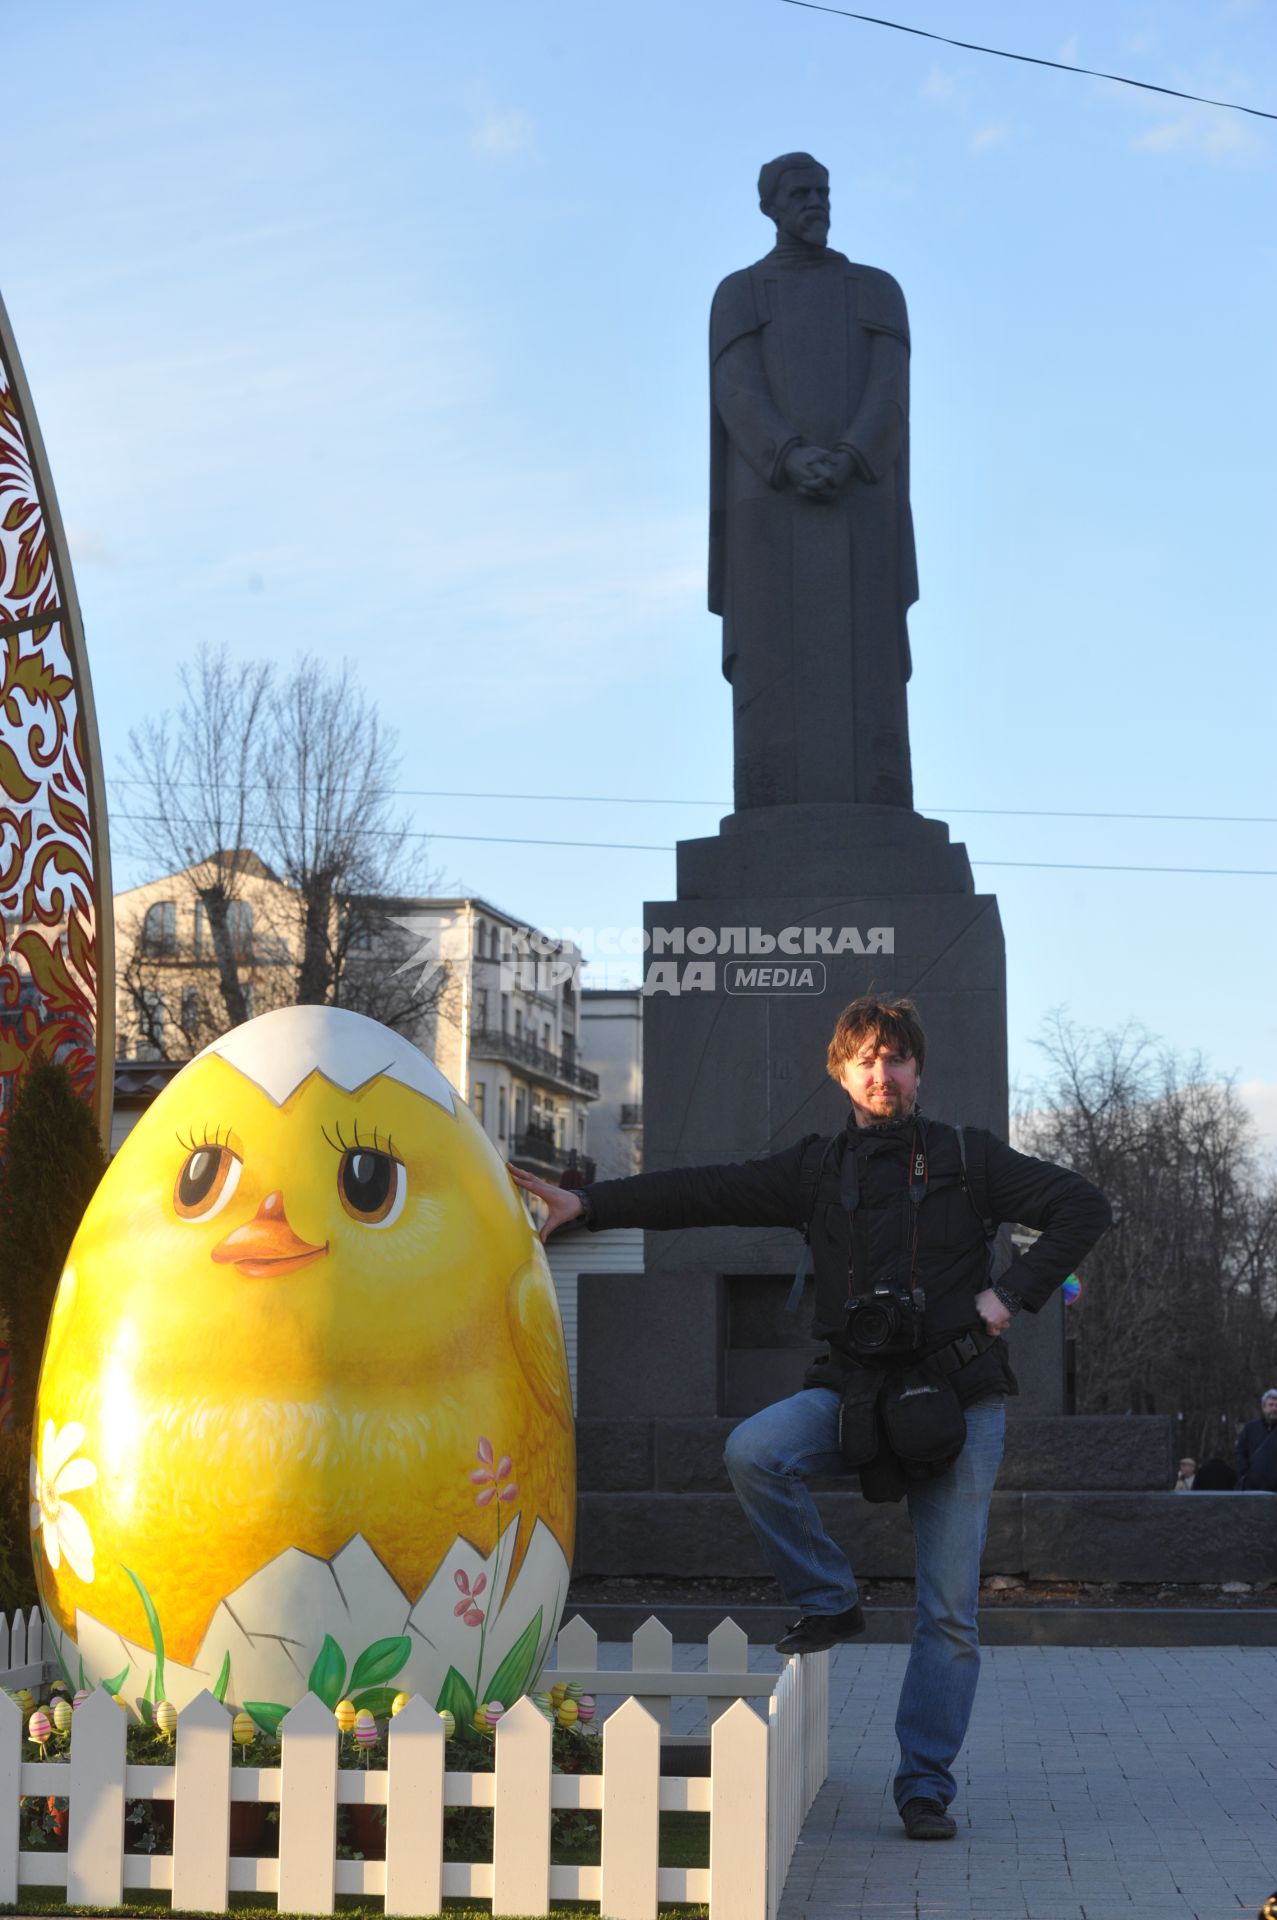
119, 646, 443, 1053
126, 652, 270, 1030
1019, 1013, 1277, 1459
260, 657, 426, 1021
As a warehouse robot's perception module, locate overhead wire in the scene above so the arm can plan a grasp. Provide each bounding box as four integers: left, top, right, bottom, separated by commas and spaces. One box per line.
76, 806, 1277, 874
778, 2, 1277, 123
102, 776, 1277, 827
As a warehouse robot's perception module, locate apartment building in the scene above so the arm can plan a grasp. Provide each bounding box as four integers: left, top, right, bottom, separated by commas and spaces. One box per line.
112, 867, 597, 1177
396, 897, 596, 1182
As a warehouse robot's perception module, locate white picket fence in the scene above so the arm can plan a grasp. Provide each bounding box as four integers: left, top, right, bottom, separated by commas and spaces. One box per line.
549, 1611, 828, 1915
0, 1607, 51, 1695
0, 1610, 829, 1920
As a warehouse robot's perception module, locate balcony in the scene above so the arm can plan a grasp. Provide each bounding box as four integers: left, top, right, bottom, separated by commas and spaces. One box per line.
620, 1103, 642, 1129
512, 1125, 596, 1184
470, 1026, 599, 1096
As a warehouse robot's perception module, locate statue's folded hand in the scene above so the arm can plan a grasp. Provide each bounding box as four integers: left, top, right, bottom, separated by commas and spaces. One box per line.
785, 445, 839, 496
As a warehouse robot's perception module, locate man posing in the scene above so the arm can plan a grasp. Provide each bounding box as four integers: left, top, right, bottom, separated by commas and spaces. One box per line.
511, 995, 1110, 1841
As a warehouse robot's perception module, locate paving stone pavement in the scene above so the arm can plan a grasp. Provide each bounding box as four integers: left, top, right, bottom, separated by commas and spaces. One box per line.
778, 1644, 1277, 1920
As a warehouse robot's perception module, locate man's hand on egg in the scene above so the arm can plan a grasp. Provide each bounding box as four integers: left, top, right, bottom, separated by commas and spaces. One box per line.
508, 1165, 584, 1243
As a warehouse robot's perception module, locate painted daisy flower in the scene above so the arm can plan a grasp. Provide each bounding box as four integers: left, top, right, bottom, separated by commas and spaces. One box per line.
30, 1420, 97, 1582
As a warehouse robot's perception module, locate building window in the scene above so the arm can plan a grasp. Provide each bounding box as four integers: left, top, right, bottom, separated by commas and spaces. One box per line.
194, 898, 253, 959
491, 924, 502, 960
476, 987, 488, 1030
514, 1088, 527, 1134
141, 900, 177, 958
543, 1022, 552, 1053
180, 987, 204, 1036
498, 1085, 508, 1140
130, 985, 169, 1056
515, 1009, 523, 1043
472, 1081, 487, 1128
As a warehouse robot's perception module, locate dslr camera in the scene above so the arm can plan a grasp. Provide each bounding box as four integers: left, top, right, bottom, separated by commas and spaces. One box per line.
844, 1284, 927, 1363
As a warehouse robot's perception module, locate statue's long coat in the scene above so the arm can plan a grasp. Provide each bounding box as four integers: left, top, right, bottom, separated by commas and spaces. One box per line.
709, 248, 918, 810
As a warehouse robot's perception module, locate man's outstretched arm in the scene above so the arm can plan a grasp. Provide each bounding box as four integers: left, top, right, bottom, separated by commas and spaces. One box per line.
509, 1141, 813, 1245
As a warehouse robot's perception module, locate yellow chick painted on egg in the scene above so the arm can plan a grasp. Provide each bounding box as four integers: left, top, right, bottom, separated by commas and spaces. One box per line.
33, 1007, 574, 1699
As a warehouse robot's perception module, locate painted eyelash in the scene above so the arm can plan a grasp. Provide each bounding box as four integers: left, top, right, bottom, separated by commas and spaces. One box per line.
320, 1119, 398, 1160
176, 1123, 233, 1155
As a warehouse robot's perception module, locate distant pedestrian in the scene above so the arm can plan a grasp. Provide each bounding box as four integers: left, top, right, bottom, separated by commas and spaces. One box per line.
1235, 1390, 1277, 1492
1173, 1457, 1196, 1492
1190, 1459, 1237, 1490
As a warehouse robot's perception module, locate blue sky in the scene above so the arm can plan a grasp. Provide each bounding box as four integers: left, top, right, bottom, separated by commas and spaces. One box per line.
5, 0, 1276, 1127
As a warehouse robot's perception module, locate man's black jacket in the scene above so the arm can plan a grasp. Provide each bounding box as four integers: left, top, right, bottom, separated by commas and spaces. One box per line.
579, 1112, 1111, 1406
1234, 1415, 1277, 1490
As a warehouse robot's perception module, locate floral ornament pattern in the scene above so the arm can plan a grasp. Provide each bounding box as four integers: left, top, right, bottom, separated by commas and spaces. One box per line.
0, 304, 106, 1144
30, 1419, 97, 1583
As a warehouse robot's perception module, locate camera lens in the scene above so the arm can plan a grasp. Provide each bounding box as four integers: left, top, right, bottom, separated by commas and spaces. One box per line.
854, 1304, 892, 1350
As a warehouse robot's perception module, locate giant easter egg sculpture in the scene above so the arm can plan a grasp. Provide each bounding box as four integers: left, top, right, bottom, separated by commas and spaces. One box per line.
32, 1006, 575, 1727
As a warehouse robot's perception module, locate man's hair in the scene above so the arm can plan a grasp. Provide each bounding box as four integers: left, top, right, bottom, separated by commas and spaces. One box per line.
826, 995, 927, 1080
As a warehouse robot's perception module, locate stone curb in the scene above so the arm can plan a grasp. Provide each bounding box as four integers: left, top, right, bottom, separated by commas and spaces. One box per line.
568, 1601, 1277, 1647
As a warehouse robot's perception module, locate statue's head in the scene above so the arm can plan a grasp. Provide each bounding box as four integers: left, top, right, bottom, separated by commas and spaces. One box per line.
759, 153, 830, 248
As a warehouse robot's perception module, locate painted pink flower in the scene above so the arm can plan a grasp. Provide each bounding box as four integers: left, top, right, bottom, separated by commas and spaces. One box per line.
471, 1436, 519, 1507
452, 1568, 487, 1626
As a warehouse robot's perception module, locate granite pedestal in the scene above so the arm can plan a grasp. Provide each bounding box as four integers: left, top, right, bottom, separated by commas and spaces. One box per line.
573, 803, 1229, 1584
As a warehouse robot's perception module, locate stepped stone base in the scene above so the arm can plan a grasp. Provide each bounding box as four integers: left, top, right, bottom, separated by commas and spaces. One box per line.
578, 1414, 1175, 1494
575, 1488, 1277, 1586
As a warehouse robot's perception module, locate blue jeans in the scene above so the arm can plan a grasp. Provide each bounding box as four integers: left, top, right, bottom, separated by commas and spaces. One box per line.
724, 1387, 1006, 1810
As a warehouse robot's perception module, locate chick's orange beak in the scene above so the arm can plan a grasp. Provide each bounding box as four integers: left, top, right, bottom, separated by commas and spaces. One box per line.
211, 1190, 329, 1278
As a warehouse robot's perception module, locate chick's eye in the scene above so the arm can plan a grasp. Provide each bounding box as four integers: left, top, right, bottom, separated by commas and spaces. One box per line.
174, 1146, 242, 1222
338, 1148, 405, 1227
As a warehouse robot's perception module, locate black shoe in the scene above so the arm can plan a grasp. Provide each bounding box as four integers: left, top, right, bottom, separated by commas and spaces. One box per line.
900, 1798, 957, 1841
774, 1603, 865, 1655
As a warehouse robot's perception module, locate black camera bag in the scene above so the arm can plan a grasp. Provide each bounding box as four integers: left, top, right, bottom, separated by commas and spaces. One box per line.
880, 1364, 968, 1478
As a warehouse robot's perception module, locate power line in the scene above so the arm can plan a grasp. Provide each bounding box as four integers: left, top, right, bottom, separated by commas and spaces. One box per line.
95, 808, 1277, 873
104, 776, 1277, 827
779, 1, 1277, 123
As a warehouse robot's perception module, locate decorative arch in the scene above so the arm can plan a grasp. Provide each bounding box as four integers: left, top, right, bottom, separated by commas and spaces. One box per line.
0, 289, 113, 1146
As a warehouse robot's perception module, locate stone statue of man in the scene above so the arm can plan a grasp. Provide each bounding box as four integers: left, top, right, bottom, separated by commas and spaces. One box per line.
709, 153, 918, 811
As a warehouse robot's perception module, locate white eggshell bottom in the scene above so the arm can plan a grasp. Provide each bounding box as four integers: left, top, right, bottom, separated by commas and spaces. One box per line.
46, 1516, 570, 1720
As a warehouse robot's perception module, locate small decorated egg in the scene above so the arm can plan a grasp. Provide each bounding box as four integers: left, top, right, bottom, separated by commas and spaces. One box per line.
556, 1698, 579, 1728
438, 1708, 455, 1738
391, 1692, 411, 1717
15, 1689, 34, 1717
231, 1710, 256, 1746
564, 1680, 585, 1702
550, 1682, 567, 1707
483, 1700, 506, 1728
532, 1690, 555, 1720
155, 1701, 178, 1737
335, 1698, 357, 1734
28, 1708, 52, 1746
354, 1709, 378, 1747
52, 1699, 73, 1735
72, 1689, 90, 1709
577, 1694, 596, 1724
